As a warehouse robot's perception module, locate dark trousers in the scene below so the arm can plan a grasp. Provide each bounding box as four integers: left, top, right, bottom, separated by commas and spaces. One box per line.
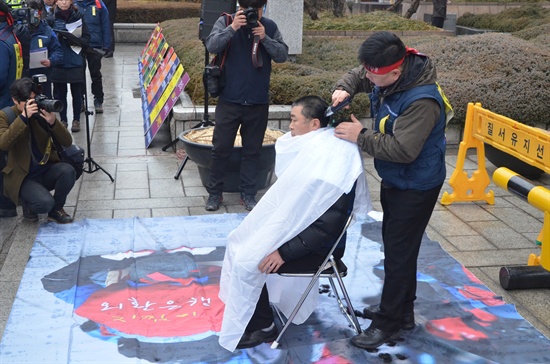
0, 178, 16, 210
105, 0, 117, 52
53, 82, 83, 122
207, 99, 269, 196
371, 183, 443, 332
432, 17, 445, 28
19, 162, 76, 214
246, 253, 327, 332
85, 52, 104, 103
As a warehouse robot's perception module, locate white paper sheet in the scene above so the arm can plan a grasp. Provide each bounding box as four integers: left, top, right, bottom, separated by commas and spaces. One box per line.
29, 48, 48, 69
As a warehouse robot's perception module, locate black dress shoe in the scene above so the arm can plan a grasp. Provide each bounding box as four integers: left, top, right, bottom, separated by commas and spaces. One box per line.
48, 208, 73, 224
351, 326, 401, 349
236, 325, 278, 349
362, 304, 415, 330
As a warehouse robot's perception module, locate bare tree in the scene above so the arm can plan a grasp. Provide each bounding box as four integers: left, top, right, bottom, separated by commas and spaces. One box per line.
386, 0, 403, 13
304, 0, 319, 20
404, 0, 421, 18
332, 0, 346, 17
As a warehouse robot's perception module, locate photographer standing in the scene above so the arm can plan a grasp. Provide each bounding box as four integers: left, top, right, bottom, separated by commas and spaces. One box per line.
204, 0, 288, 212
0, 77, 76, 223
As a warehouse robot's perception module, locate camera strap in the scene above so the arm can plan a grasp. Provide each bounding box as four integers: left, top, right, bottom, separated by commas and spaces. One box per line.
252, 35, 263, 69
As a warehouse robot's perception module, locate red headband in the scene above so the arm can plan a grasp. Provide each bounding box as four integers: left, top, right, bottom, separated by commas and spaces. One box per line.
363, 47, 420, 75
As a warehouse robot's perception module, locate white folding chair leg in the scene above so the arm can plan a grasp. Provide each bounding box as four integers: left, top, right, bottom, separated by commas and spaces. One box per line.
270, 273, 321, 349
329, 265, 362, 334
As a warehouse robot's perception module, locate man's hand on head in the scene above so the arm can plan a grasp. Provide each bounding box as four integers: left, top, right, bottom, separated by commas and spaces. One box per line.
259, 250, 285, 274
334, 114, 364, 143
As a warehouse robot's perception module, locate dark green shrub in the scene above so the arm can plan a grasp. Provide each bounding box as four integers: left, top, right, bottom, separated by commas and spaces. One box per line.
417, 33, 550, 127
457, 4, 550, 33
116, 1, 200, 23
161, 17, 550, 128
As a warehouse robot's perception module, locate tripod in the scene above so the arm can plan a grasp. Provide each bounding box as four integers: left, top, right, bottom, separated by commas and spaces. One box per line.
163, 41, 215, 180
80, 48, 114, 182
55, 29, 114, 182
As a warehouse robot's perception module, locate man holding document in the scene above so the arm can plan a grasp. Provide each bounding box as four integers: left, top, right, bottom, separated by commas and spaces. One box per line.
50, 0, 89, 132
26, 0, 63, 98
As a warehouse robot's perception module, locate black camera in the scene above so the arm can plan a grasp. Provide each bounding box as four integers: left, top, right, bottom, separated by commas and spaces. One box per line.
204, 64, 221, 98
242, 7, 258, 27
10, 6, 31, 26
31, 74, 63, 113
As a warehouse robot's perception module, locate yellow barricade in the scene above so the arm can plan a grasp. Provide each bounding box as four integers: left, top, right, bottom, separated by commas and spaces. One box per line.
442, 103, 550, 273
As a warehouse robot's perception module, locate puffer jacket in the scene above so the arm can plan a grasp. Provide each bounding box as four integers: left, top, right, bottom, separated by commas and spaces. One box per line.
50, 6, 90, 82
278, 182, 356, 262
75, 0, 111, 50
27, 19, 63, 78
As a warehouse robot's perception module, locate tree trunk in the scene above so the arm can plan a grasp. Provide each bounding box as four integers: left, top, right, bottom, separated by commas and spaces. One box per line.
304, 0, 319, 20
386, 0, 403, 13
404, 0, 421, 18
332, 0, 345, 17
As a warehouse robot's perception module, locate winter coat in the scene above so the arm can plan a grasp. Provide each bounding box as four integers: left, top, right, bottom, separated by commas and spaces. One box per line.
278, 182, 356, 262
75, 0, 111, 50
28, 19, 63, 79
0, 105, 73, 204
0, 21, 18, 108
205, 14, 288, 105
334, 53, 447, 191
50, 6, 90, 83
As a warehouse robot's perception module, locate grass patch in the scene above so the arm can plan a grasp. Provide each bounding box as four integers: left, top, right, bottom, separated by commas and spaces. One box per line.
304, 11, 437, 31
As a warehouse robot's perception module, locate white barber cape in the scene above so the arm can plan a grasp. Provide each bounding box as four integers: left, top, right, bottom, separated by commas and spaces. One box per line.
218, 127, 372, 351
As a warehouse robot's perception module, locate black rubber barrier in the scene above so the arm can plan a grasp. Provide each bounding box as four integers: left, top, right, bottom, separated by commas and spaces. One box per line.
499, 265, 550, 290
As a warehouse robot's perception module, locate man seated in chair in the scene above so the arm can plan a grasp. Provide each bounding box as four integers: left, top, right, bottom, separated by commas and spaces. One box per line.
219, 95, 372, 351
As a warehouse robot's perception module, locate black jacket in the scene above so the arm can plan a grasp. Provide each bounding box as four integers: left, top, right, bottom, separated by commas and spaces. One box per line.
278, 182, 356, 262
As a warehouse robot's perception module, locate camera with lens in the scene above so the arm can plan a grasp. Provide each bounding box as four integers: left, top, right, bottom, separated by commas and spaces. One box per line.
31, 74, 63, 113
242, 7, 258, 27
10, 6, 31, 26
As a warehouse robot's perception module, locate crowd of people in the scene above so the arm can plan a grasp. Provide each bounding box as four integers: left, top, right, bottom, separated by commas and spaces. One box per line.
1, 0, 453, 354
0, 0, 113, 222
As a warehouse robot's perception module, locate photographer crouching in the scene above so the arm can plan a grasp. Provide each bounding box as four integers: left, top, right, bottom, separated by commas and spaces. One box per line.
0, 77, 76, 223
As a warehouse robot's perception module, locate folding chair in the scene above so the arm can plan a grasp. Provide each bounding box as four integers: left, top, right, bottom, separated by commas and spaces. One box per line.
270, 213, 362, 349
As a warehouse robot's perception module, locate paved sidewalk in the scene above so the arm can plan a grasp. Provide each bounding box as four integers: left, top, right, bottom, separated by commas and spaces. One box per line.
1, 43, 549, 343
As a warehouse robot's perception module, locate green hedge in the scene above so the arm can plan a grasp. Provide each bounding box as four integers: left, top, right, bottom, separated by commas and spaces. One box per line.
116, 2, 200, 23
160, 13, 550, 128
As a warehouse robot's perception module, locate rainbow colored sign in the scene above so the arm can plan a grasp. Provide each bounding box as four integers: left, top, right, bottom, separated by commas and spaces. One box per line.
139, 25, 190, 148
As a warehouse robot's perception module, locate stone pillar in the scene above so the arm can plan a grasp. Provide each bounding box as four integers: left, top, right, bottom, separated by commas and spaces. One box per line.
264, 0, 303, 55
